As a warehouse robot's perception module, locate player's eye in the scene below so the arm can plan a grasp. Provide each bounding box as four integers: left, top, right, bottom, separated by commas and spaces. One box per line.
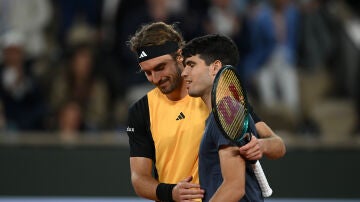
154, 64, 165, 72
186, 62, 195, 68
144, 71, 151, 76
139, 69, 151, 76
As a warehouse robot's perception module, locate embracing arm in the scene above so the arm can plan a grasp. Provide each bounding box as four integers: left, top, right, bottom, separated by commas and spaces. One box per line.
239, 121, 286, 160
210, 146, 246, 202
130, 157, 204, 202
256, 121, 286, 159
130, 157, 159, 200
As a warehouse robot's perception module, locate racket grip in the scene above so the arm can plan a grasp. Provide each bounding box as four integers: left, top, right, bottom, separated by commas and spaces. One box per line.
252, 161, 273, 197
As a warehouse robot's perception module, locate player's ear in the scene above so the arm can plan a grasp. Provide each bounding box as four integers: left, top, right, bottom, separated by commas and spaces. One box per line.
176, 49, 183, 63
177, 55, 183, 63
211, 60, 222, 76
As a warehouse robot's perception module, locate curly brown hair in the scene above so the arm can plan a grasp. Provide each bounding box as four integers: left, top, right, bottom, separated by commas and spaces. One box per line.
127, 22, 185, 59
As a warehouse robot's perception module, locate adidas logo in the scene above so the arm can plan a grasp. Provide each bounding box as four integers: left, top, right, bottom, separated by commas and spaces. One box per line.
139, 51, 147, 58
126, 127, 134, 132
176, 112, 185, 120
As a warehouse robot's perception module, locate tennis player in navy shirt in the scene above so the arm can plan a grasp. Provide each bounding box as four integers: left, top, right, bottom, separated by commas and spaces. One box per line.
182, 34, 264, 201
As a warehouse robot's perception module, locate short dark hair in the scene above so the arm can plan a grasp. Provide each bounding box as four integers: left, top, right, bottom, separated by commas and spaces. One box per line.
182, 34, 239, 66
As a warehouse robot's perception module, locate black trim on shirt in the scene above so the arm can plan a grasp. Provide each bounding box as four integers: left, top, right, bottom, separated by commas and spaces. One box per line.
127, 95, 155, 160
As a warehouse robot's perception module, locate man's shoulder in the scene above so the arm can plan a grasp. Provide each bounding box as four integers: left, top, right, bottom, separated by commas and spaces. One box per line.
129, 94, 149, 113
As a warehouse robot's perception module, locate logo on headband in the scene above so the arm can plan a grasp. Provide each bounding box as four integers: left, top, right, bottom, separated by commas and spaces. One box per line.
136, 41, 179, 63
139, 51, 148, 59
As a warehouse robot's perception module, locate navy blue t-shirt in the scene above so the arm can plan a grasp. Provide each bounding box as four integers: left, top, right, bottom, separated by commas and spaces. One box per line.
199, 113, 264, 202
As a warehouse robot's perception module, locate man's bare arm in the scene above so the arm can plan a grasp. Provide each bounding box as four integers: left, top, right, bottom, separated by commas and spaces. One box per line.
239, 121, 286, 160
130, 157, 159, 200
130, 157, 204, 201
256, 121, 286, 159
209, 146, 245, 202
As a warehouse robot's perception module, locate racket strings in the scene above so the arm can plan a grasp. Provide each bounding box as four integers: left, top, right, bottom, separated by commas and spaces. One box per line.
215, 70, 248, 140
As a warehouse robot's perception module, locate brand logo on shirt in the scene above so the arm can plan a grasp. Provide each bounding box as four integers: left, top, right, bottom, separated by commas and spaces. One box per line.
176, 112, 185, 120
126, 126, 135, 132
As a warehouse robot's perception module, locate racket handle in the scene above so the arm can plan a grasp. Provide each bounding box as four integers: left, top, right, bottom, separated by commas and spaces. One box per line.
252, 161, 273, 197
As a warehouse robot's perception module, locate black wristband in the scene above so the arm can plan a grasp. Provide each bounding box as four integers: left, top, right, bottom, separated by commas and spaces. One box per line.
156, 183, 176, 202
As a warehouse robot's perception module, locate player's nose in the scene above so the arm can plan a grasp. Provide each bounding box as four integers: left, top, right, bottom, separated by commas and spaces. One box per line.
181, 66, 190, 78
152, 71, 161, 84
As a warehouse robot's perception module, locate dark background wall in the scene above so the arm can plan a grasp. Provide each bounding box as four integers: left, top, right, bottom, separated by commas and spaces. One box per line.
0, 143, 359, 198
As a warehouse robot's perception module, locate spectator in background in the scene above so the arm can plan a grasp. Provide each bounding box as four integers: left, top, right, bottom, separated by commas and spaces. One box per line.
329, 0, 360, 98
54, 0, 102, 49
57, 100, 83, 140
0, 0, 52, 60
242, 0, 301, 130
298, 0, 359, 135
0, 31, 47, 131
173, 0, 209, 41
202, 0, 254, 72
297, 0, 335, 72
48, 42, 109, 132
203, 0, 242, 41
330, 0, 360, 135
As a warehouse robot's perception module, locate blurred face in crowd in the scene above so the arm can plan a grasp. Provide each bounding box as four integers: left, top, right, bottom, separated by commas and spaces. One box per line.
59, 101, 82, 132
2, 45, 25, 90
212, 0, 231, 9
3, 45, 23, 67
272, 0, 289, 10
72, 48, 93, 80
139, 54, 183, 94
147, 0, 169, 21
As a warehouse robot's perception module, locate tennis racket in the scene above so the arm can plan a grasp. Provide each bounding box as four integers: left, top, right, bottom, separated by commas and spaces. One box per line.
211, 65, 273, 197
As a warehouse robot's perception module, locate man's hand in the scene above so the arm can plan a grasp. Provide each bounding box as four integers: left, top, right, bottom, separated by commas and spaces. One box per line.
172, 176, 204, 202
239, 134, 263, 161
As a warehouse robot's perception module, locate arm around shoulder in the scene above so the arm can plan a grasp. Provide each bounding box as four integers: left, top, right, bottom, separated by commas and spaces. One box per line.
256, 121, 286, 159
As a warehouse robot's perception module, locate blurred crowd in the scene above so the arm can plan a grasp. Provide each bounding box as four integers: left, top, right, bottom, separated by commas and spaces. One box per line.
0, 0, 359, 139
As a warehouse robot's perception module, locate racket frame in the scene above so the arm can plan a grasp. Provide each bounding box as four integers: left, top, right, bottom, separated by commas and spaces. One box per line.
211, 65, 251, 146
